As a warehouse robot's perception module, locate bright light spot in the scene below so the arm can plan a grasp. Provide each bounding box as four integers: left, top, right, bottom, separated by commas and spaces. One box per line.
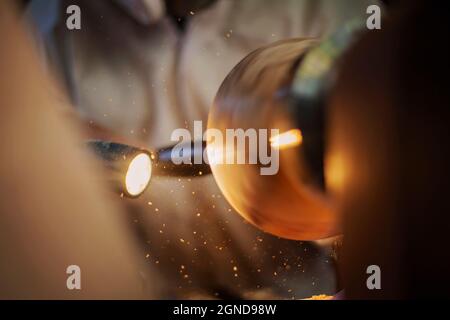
125, 153, 152, 196
270, 129, 303, 150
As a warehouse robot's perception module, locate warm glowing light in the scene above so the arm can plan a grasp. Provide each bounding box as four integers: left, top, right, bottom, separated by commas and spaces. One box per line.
326, 152, 347, 195
270, 129, 303, 150
125, 153, 152, 196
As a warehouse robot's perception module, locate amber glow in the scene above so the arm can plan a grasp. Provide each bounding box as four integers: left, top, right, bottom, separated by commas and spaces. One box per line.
325, 152, 347, 195
270, 129, 303, 150
125, 153, 152, 196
